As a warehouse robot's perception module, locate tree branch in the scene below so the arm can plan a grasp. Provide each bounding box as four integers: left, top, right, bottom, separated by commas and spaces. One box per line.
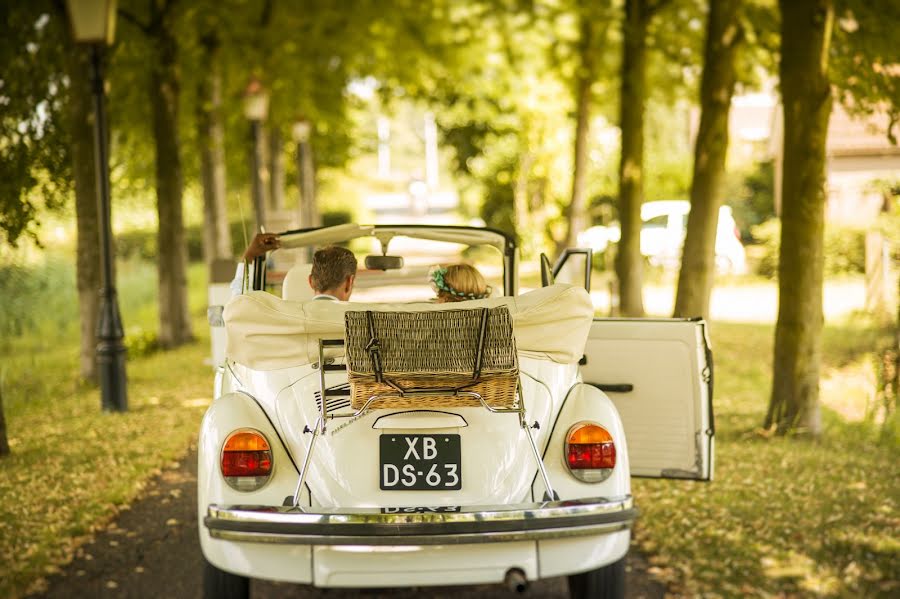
259, 0, 275, 27
646, 0, 674, 18
118, 9, 151, 35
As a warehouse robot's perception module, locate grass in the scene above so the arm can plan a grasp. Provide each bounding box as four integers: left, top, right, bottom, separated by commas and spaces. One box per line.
0, 257, 213, 598
632, 318, 899, 598
1, 254, 896, 598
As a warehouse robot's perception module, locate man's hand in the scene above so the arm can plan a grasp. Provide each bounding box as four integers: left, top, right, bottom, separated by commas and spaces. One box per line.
243, 233, 281, 261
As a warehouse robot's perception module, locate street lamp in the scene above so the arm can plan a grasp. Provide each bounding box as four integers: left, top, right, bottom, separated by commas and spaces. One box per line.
243, 79, 269, 231
291, 117, 317, 234
64, 0, 127, 412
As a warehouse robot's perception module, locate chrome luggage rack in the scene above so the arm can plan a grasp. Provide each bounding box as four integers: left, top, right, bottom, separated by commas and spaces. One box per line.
290, 338, 555, 507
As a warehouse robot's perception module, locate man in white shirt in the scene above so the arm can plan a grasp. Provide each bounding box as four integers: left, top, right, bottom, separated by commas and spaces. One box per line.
308, 245, 357, 301
231, 234, 356, 301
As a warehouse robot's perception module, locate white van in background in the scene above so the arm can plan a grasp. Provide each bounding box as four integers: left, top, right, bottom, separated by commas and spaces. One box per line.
577, 200, 748, 274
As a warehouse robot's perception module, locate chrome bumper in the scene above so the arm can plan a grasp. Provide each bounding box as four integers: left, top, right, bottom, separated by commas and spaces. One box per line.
205, 495, 636, 545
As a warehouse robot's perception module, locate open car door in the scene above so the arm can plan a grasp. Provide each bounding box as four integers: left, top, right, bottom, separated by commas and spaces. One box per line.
545, 249, 715, 481
581, 318, 714, 480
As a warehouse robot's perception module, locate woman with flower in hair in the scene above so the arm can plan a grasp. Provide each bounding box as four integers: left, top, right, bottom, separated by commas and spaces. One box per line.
429, 264, 492, 303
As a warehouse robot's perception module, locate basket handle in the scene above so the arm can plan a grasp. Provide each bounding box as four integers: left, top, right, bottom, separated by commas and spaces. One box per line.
472, 308, 489, 380
365, 311, 384, 384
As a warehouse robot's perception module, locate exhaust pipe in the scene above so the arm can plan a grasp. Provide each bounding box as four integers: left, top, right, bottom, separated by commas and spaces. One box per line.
504, 568, 528, 593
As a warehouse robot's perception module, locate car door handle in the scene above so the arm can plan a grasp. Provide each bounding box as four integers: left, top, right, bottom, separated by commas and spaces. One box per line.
588, 383, 634, 393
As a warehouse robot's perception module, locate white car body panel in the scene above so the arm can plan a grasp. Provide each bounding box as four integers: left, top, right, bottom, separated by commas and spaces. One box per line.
198, 223, 714, 593
581, 318, 714, 480
200, 358, 636, 585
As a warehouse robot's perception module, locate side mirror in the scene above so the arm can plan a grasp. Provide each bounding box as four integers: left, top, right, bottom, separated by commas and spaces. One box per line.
540, 253, 555, 287
550, 248, 593, 292
365, 255, 404, 271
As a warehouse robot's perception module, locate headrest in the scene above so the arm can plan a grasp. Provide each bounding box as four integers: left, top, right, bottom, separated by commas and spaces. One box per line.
282, 263, 314, 302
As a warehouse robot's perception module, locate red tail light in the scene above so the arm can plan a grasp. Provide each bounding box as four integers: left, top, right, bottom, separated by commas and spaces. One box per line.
565, 423, 616, 482
221, 430, 273, 491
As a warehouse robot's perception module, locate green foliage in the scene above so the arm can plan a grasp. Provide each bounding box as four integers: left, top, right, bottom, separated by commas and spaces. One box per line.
831, 0, 900, 138
321, 210, 354, 229
0, 3, 73, 246
750, 219, 867, 279
123, 327, 160, 359
724, 159, 776, 241
478, 169, 517, 240
114, 222, 247, 263
0, 257, 78, 344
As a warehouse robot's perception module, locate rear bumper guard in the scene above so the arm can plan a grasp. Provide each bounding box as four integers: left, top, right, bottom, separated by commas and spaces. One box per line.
205, 495, 636, 545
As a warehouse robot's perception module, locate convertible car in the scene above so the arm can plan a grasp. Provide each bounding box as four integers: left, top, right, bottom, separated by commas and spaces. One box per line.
199, 224, 714, 598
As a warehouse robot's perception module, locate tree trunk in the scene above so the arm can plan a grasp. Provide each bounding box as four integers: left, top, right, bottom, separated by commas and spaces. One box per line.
269, 127, 285, 212
197, 31, 232, 272
566, 13, 594, 249
615, 0, 650, 316
0, 383, 8, 457
764, 0, 834, 436
298, 140, 318, 226
150, 23, 193, 348
673, 0, 744, 319
514, 151, 536, 256
250, 121, 268, 230
67, 45, 101, 382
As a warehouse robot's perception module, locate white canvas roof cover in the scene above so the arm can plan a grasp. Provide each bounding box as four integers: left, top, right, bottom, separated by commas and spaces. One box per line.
224, 284, 593, 370
278, 224, 510, 254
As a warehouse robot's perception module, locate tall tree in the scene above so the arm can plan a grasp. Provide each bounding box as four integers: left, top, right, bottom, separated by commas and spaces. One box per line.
673, 0, 745, 319
121, 0, 193, 348
614, 0, 670, 316
564, 0, 614, 249
764, 0, 834, 436
0, 383, 8, 457
0, 4, 103, 382
565, 3, 598, 248
196, 27, 232, 272
66, 44, 102, 382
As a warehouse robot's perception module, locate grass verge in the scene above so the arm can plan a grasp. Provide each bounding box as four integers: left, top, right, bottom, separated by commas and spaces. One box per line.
633, 319, 899, 598
0, 259, 213, 598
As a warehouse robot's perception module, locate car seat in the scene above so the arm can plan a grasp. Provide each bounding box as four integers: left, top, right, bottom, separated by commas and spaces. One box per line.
282, 263, 314, 301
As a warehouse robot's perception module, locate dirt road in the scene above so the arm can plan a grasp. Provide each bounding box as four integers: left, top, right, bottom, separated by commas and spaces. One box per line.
35, 447, 664, 599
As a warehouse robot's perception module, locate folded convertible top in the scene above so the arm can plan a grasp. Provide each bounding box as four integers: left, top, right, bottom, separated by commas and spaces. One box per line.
223, 284, 593, 370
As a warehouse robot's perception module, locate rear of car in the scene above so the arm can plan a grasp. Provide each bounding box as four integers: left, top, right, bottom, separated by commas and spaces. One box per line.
199, 357, 635, 593
198, 224, 714, 599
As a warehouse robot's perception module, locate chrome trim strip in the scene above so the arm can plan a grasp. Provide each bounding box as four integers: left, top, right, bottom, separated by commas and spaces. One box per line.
205, 495, 635, 545
208, 521, 630, 546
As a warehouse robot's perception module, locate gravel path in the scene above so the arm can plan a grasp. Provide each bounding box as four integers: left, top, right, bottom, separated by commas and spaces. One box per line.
35, 447, 665, 599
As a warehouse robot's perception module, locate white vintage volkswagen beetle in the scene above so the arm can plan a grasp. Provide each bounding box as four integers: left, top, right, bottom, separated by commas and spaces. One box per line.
199, 224, 714, 598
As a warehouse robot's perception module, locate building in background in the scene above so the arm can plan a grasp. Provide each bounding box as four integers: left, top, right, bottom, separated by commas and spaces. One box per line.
724, 92, 899, 225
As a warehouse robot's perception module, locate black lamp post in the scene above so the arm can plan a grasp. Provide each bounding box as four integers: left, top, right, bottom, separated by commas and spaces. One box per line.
65, 0, 128, 412
243, 79, 270, 231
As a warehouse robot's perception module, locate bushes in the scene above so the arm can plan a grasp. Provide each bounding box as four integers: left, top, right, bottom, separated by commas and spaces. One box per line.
0, 257, 78, 344
750, 219, 867, 278
115, 215, 355, 263
115, 222, 248, 263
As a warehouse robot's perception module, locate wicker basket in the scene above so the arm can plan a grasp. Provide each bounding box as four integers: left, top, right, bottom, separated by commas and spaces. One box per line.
344, 307, 519, 410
